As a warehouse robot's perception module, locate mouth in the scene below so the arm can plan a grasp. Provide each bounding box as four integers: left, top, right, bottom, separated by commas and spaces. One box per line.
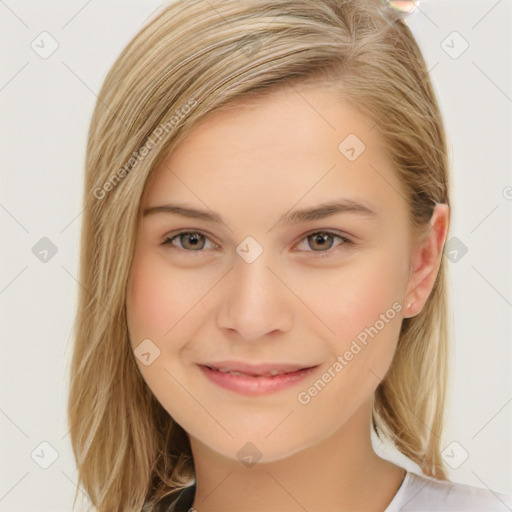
198, 361, 319, 396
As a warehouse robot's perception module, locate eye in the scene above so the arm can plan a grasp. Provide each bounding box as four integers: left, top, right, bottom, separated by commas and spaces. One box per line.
161, 230, 353, 257
161, 231, 218, 252
295, 231, 353, 257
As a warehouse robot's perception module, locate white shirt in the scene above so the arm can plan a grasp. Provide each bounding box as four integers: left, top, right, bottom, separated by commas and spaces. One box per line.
384, 470, 512, 511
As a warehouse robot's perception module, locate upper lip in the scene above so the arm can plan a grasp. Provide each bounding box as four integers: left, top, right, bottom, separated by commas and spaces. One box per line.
200, 360, 318, 376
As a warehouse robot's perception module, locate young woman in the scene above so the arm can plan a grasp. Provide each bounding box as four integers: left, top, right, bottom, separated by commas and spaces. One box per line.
67, 1, 512, 510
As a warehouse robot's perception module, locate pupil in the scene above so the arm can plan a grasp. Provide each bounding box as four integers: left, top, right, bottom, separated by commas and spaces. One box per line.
185, 233, 202, 249
312, 233, 331, 251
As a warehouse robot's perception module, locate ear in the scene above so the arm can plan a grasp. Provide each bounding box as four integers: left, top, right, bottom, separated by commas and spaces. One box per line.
404, 203, 450, 318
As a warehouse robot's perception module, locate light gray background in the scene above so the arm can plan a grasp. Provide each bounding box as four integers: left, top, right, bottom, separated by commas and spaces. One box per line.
1, 0, 511, 510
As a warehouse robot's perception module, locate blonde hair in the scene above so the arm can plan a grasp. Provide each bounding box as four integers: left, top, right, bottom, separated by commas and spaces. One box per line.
67, 0, 452, 510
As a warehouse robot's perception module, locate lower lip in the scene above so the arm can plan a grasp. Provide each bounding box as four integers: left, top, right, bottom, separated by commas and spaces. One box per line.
199, 365, 318, 396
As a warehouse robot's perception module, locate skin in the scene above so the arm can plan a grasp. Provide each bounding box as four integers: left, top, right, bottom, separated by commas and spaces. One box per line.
126, 82, 449, 512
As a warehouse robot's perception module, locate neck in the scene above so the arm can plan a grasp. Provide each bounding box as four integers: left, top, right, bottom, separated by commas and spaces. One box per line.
188, 401, 405, 512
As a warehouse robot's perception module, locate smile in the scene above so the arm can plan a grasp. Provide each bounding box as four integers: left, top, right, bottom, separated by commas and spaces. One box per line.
198, 361, 319, 396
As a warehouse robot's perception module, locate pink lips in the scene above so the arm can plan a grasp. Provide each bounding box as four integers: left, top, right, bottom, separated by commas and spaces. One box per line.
198, 360, 319, 396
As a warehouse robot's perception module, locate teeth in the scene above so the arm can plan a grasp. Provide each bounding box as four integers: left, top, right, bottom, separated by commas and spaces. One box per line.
217, 368, 245, 376
214, 367, 287, 377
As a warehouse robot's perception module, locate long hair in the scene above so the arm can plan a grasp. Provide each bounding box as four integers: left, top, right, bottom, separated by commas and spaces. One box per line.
67, 1, 452, 509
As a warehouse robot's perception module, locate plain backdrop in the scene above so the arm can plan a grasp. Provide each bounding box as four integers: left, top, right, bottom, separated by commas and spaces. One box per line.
1, 0, 511, 510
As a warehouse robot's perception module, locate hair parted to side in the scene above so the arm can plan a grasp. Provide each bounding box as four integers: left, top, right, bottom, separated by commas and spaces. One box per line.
67, 0, 452, 510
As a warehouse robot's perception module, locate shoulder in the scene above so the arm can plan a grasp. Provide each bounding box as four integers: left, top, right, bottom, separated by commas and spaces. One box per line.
386, 470, 512, 512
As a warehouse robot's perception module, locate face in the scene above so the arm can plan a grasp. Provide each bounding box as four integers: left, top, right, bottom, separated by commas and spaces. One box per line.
126, 84, 419, 464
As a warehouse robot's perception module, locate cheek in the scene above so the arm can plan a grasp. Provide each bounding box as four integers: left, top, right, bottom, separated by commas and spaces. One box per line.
302, 248, 407, 396
294, 260, 404, 426
126, 252, 184, 347
126, 253, 197, 417
126, 250, 219, 353
311, 253, 406, 341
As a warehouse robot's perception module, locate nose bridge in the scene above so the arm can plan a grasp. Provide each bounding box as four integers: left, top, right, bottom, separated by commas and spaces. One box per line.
216, 241, 292, 340
236, 248, 274, 298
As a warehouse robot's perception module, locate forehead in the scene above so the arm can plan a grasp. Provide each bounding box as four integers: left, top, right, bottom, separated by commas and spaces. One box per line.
142, 84, 408, 222
167, 85, 374, 165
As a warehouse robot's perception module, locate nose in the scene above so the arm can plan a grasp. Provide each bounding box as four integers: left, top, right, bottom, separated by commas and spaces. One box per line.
216, 250, 293, 341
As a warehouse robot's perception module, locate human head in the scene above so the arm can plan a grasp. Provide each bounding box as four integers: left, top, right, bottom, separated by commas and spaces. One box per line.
68, 1, 451, 510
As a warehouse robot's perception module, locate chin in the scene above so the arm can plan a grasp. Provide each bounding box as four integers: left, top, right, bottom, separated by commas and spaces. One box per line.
192, 424, 323, 466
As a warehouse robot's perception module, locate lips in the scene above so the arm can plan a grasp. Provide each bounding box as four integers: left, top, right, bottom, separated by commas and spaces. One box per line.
198, 360, 320, 396
201, 361, 315, 377
210, 367, 289, 377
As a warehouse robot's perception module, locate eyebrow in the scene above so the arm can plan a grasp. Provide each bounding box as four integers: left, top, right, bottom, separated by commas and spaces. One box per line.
143, 199, 377, 226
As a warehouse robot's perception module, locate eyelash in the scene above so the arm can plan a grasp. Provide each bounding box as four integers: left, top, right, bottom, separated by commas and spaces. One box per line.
161, 230, 354, 258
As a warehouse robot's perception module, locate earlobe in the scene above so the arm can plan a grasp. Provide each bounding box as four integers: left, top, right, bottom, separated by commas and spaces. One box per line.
404, 203, 450, 318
